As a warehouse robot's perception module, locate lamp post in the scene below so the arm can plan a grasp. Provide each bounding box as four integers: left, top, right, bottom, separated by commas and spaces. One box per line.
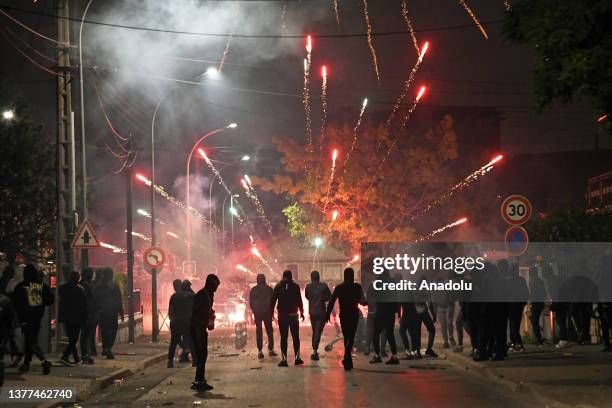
186, 123, 237, 261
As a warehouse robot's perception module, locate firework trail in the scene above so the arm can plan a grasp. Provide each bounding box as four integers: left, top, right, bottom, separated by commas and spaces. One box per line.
322, 149, 339, 213
135, 174, 217, 230
303, 35, 313, 151
280, 2, 287, 30
401, 0, 420, 55
400, 84, 427, 128
100, 242, 127, 254
332, 0, 340, 25
327, 209, 339, 233
385, 41, 429, 131
319, 65, 328, 146
344, 98, 368, 166
251, 246, 275, 274
362, 0, 381, 83
416, 217, 467, 242
458, 0, 489, 39
415, 155, 503, 219
236, 264, 254, 276
218, 35, 232, 73
241, 176, 273, 235
126, 230, 152, 242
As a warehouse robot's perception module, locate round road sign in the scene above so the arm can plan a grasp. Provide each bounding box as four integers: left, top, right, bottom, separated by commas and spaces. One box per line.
143, 247, 165, 269
501, 195, 532, 225
504, 226, 529, 256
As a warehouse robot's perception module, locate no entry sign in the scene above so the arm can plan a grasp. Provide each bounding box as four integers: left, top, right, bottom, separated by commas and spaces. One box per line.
143, 247, 165, 269
504, 226, 529, 256
501, 195, 532, 225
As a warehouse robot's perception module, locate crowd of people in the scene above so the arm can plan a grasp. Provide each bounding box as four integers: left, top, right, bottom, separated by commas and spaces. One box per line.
0, 264, 124, 386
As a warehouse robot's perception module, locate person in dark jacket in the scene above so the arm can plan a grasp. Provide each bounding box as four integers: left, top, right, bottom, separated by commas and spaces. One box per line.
271, 270, 304, 367
0, 292, 18, 386
88, 268, 101, 356
1, 265, 22, 366
326, 268, 365, 370
369, 271, 401, 364
80, 267, 98, 364
508, 263, 529, 351
190, 274, 220, 391
249, 274, 276, 359
168, 279, 194, 367
94, 268, 123, 359
305, 270, 331, 360
528, 265, 546, 346
12, 264, 54, 374
58, 271, 88, 365
0, 265, 15, 295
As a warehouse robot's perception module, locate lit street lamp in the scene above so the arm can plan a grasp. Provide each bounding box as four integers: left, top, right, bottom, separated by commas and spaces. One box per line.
2, 109, 15, 121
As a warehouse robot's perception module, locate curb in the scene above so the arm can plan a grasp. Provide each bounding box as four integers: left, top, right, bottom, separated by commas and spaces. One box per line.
39, 351, 167, 408
444, 351, 572, 408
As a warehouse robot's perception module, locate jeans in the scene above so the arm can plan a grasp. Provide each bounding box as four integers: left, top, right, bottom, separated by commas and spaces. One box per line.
438, 304, 455, 344
373, 313, 397, 355
340, 313, 359, 360
412, 311, 435, 351
191, 324, 208, 383
555, 303, 569, 341
62, 322, 82, 361
509, 303, 525, 346
169, 320, 193, 360
22, 321, 45, 366
310, 315, 325, 352
254, 314, 274, 352
530, 303, 544, 344
80, 316, 97, 359
278, 314, 300, 359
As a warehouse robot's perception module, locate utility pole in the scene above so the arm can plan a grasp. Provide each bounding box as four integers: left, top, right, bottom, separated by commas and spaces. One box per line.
54, 0, 75, 352
126, 159, 135, 343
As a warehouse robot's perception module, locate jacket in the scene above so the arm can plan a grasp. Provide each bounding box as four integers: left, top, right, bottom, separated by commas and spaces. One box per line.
58, 280, 88, 325
305, 281, 332, 317
249, 283, 274, 317
94, 280, 123, 318
192, 287, 214, 328
13, 280, 54, 324
169, 291, 194, 323
271, 279, 303, 317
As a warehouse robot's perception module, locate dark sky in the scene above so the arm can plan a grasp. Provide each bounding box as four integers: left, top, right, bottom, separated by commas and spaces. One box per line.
0, 0, 607, 263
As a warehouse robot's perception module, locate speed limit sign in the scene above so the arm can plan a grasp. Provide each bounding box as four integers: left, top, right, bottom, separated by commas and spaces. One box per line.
501, 195, 532, 225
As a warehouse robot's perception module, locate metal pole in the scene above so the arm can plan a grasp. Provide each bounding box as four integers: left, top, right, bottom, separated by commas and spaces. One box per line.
126, 164, 135, 343
230, 195, 235, 248
79, 0, 93, 269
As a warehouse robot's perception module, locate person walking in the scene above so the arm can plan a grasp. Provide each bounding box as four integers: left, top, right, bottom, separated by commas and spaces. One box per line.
369, 271, 400, 364
12, 264, 54, 374
249, 274, 276, 359
94, 268, 123, 359
326, 268, 365, 370
528, 265, 546, 346
1, 265, 22, 367
191, 274, 220, 391
305, 270, 331, 361
58, 271, 88, 365
270, 270, 304, 367
0, 292, 18, 386
80, 267, 98, 364
508, 264, 529, 351
168, 279, 194, 367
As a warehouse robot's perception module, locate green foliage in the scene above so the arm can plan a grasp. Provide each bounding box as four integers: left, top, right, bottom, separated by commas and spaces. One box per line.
503, 0, 612, 135
526, 208, 612, 241
281, 203, 307, 242
113, 272, 127, 309
0, 83, 55, 263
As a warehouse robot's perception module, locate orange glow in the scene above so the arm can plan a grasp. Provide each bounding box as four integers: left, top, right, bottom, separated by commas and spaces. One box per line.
332, 210, 339, 221
419, 41, 430, 60
597, 114, 609, 122
251, 246, 262, 258
332, 148, 338, 161
455, 217, 468, 225
321, 65, 327, 78
241, 178, 249, 190
416, 85, 427, 102
487, 154, 503, 167
306, 34, 312, 53
135, 173, 151, 185
197, 148, 207, 159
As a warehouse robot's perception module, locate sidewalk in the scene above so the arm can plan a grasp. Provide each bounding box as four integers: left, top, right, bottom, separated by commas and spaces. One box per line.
3, 336, 168, 408
443, 343, 612, 408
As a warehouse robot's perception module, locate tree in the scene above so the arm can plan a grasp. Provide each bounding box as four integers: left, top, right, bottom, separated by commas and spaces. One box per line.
527, 208, 612, 241
503, 0, 612, 135
0, 84, 56, 264
253, 116, 458, 252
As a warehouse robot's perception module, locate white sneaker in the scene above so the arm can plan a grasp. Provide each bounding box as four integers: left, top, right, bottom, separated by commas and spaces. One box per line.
555, 340, 570, 349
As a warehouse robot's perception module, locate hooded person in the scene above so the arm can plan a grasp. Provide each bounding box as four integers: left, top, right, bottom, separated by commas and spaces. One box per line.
326, 268, 365, 370
190, 274, 220, 391
94, 268, 123, 359
80, 267, 98, 364
270, 270, 304, 367
168, 279, 194, 367
58, 271, 88, 365
369, 270, 401, 365
305, 270, 331, 360
12, 264, 54, 374
249, 274, 276, 359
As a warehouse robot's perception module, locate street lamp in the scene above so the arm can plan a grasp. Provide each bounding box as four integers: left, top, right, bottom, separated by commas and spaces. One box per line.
2, 109, 15, 121
186, 123, 238, 261
314, 237, 324, 248
241, 155, 250, 161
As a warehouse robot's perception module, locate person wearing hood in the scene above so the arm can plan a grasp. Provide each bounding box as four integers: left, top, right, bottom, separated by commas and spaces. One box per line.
58, 271, 88, 365
94, 267, 123, 359
326, 268, 365, 370
249, 273, 276, 359
168, 279, 194, 367
191, 274, 220, 391
79, 267, 98, 364
178, 279, 195, 362
12, 264, 54, 374
305, 270, 331, 361
271, 270, 304, 367
369, 270, 401, 365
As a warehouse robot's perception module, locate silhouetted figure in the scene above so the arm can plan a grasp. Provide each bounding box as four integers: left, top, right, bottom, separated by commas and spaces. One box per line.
249, 274, 276, 359
0, 265, 22, 365
370, 271, 400, 364
80, 267, 98, 364
0, 292, 18, 386
0, 265, 15, 295
168, 279, 194, 367
94, 268, 123, 359
326, 268, 365, 370
306, 270, 331, 360
191, 274, 220, 391
59, 271, 87, 365
508, 264, 529, 351
12, 264, 54, 374
412, 280, 438, 359
271, 270, 304, 367
528, 265, 546, 346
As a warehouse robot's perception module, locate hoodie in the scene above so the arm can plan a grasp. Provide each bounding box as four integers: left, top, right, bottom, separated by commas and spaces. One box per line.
305, 271, 332, 317
326, 269, 365, 318
249, 274, 274, 317
13, 265, 54, 324
271, 275, 303, 317
58, 276, 88, 325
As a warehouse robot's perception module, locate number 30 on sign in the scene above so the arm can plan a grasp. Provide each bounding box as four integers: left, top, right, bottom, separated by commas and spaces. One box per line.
501, 195, 532, 226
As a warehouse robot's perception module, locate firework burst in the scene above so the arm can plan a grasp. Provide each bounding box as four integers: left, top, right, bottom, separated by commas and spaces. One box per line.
362, 0, 381, 83
344, 97, 368, 166
416, 217, 468, 242
319, 65, 328, 147
458, 0, 489, 39
303, 35, 313, 151
241, 176, 273, 235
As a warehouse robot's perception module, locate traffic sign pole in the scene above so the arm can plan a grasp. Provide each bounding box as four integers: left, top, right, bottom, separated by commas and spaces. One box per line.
143, 247, 165, 342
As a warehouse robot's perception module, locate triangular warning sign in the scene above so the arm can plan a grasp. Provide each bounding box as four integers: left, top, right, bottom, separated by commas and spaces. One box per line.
71, 219, 101, 249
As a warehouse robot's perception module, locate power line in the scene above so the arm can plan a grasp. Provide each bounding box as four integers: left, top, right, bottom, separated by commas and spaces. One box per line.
0, 26, 59, 75
0, 4, 503, 39
0, 8, 59, 44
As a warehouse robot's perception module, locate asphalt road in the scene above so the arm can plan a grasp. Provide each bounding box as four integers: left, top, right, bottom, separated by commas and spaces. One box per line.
83, 329, 540, 408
